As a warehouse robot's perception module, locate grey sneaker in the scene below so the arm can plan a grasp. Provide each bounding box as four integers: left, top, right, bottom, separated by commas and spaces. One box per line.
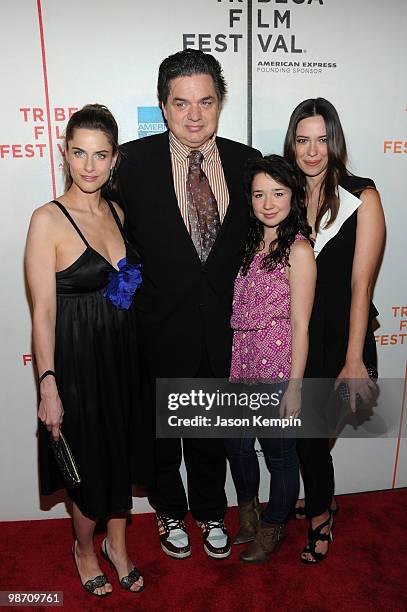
196, 519, 231, 559
156, 514, 191, 559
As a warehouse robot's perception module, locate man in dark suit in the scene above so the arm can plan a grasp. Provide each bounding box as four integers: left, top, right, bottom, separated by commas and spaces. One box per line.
118, 49, 261, 560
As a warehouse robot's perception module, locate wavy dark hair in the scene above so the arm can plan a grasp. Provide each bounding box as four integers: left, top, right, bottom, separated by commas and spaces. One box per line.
157, 49, 227, 106
283, 97, 348, 233
241, 155, 311, 276
64, 103, 120, 195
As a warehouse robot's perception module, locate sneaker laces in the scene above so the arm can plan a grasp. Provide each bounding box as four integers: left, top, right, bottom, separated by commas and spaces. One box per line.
158, 515, 185, 532
200, 519, 225, 531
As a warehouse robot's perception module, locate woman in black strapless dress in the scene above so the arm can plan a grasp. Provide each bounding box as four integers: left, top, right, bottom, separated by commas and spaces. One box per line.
283, 98, 385, 563
25, 105, 145, 596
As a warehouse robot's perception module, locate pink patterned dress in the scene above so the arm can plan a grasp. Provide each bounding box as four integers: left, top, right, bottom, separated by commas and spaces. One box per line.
230, 235, 306, 382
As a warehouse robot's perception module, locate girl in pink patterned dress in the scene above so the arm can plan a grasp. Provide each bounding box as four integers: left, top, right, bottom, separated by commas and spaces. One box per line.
225, 155, 316, 563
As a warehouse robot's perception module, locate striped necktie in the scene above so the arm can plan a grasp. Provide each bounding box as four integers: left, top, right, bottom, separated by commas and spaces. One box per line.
186, 150, 221, 263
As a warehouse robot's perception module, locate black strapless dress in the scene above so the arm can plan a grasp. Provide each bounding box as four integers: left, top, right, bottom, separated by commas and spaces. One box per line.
38, 200, 146, 518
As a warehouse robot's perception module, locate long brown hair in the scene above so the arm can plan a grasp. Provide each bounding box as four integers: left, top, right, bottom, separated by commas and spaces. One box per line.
64, 104, 120, 193
283, 97, 348, 233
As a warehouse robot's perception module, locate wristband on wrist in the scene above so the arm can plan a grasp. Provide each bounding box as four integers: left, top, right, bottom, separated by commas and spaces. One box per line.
39, 370, 56, 384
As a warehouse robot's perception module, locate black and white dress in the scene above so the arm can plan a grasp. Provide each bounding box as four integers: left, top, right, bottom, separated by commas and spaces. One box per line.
299, 175, 378, 518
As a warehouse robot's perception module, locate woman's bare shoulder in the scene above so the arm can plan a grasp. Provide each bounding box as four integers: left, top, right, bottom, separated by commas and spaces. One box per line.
30, 201, 59, 224
290, 237, 314, 257
28, 201, 67, 239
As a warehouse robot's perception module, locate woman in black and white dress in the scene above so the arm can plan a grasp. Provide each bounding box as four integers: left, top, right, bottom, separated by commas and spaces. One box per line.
283, 97, 385, 563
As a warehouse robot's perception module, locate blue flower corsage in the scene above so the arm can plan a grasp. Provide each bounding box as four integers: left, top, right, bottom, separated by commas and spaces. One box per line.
103, 258, 142, 309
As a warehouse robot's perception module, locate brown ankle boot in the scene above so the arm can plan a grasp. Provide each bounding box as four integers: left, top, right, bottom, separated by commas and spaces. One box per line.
233, 498, 261, 545
239, 521, 285, 563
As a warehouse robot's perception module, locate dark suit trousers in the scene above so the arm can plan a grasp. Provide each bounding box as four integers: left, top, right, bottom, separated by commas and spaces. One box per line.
147, 343, 228, 521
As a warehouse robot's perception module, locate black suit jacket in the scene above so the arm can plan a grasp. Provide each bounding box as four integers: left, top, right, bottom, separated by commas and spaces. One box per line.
118, 131, 261, 377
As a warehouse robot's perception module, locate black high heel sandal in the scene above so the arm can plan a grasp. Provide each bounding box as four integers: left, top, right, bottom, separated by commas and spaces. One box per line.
72, 542, 112, 597
101, 538, 144, 593
300, 512, 333, 564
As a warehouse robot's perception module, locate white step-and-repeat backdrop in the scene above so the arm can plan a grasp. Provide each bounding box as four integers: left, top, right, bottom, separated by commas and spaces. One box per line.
1, 0, 406, 520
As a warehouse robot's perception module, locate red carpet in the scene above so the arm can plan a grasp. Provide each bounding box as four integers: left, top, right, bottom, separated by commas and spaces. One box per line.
1, 489, 406, 612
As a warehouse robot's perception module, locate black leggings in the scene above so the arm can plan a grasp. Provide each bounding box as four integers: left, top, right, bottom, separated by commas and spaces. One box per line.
296, 437, 334, 518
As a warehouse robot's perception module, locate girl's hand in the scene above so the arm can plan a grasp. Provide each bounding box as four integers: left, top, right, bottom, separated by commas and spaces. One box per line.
38, 378, 64, 440
334, 360, 376, 412
279, 386, 301, 419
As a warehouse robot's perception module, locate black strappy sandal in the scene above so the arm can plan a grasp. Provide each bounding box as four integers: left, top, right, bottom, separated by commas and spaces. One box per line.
72, 542, 112, 597
300, 512, 333, 564
101, 538, 144, 593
